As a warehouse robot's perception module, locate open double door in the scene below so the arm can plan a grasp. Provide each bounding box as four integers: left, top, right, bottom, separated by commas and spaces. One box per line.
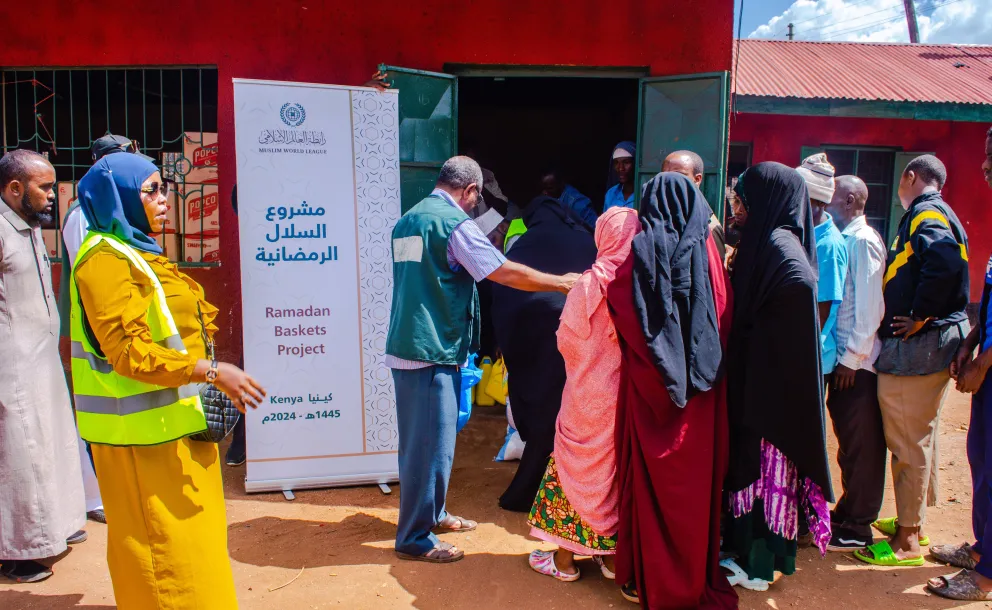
380, 64, 730, 218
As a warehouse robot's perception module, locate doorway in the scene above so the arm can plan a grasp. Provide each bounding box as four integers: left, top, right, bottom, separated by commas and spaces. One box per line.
381, 64, 730, 217
457, 76, 639, 212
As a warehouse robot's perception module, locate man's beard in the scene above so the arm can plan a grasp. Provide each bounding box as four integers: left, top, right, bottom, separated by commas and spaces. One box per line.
21, 193, 53, 226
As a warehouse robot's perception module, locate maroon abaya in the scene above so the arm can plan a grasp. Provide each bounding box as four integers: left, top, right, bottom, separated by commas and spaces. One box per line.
607, 236, 737, 609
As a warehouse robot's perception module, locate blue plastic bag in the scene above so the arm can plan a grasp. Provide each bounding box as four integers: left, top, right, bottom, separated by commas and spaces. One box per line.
458, 355, 483, 432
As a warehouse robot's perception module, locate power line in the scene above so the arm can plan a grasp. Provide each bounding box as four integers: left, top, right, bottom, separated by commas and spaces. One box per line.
733, 0, 746, 116
802, 1, 907, 35
820, 0, 967, 39
773, 0, 892, 36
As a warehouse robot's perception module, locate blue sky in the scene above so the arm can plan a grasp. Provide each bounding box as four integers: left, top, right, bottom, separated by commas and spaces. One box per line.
736, 0, 797, 37
734, 0, 988, 43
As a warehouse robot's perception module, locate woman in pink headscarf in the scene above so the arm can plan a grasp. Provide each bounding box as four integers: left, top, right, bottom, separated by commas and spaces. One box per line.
526, 207, 641, 582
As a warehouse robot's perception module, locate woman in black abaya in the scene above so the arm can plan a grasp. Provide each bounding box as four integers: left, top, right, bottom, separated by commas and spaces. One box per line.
723, 162, 833, 584
492, 196, 597, 512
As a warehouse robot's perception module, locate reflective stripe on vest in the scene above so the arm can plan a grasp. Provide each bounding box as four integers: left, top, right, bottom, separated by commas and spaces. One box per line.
70, 232, 207, 446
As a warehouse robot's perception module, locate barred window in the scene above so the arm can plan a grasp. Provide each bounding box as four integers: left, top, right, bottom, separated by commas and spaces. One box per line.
1, 67, 220, 266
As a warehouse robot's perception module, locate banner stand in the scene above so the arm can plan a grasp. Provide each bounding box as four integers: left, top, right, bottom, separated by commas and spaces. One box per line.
233, 79, 401, 493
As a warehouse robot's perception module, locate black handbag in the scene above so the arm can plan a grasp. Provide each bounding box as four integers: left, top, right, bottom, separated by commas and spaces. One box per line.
189, 303, 241, 443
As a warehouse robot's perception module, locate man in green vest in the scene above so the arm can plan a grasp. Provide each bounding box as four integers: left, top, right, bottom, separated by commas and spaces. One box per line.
385, 156, 578, 564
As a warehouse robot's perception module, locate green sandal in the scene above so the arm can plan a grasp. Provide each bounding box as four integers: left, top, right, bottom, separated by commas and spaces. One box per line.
854, 541, 925, 567
871, 517, 930, 546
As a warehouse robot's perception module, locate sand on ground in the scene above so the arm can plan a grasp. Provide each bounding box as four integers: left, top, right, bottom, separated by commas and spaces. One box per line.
1, 388, 986, 609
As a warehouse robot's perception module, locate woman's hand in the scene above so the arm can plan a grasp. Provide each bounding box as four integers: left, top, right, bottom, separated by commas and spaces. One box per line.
213, 362, 266, 414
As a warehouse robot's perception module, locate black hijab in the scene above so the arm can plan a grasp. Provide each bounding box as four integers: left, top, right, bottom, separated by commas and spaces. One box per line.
631, 172, 720, 408
731, 162, 817, 318
726, 162, 832, 498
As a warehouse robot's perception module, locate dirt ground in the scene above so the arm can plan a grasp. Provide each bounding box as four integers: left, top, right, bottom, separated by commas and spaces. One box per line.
2, 388, 989, 609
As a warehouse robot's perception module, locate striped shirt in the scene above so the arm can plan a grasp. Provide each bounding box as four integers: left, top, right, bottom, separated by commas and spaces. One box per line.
385, 189, 507, 370
835, 215, 886, 372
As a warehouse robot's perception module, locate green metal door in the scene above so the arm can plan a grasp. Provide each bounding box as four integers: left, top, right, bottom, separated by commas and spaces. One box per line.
636, 72, 730, 216
379, 65, 457, 214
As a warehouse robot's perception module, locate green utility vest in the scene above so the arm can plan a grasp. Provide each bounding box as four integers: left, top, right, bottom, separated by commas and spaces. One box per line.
385, 195, 480, 365
70, 233, 207, 446
503, 218, 527, 253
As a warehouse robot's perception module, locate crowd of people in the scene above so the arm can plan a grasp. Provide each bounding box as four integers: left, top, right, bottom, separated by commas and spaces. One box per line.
1, 122, 991, 608
385, 128, 992, 606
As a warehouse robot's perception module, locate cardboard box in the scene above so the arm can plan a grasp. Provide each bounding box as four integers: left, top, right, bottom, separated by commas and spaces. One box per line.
163, 189, 180, 234
180, 184, 220, 236
57, 181, 76, 225
181, 131, 218, 184
153, 234, 180, 260
42, 229, 59, 259
183, 236, 220, 263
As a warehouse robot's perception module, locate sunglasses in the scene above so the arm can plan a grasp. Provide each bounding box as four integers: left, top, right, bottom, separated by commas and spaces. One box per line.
140, 181, 171, 197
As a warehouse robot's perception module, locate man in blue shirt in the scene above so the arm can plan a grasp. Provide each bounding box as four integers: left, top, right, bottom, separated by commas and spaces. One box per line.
538, 167, 597, 230
603, 141, 636, 211
798, 153, 847, 376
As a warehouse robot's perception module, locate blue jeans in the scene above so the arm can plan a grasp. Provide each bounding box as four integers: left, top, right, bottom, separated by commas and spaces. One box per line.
970, 376, 992, 578
392, 366, 460, 556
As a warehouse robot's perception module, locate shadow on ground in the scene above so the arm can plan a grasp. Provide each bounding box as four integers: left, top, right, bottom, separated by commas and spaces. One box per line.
0, 591, 115, 609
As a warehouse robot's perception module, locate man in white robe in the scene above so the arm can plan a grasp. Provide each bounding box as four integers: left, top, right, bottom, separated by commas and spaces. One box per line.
0, 150, 86, 583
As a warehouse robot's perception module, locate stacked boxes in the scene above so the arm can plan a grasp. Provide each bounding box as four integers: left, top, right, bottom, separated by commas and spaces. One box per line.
162, 132, 221, 264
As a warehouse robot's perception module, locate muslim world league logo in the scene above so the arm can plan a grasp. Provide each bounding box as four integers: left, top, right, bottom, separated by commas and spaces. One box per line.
280, 103, 306, 127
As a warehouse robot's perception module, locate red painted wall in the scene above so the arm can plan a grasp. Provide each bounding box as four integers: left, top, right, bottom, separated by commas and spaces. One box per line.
731, 113, 992, 300
4, 0, 734, 362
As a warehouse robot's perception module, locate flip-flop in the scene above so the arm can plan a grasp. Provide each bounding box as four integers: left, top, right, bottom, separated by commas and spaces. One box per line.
853, 540, 925, 567
396, 541, 464, 563
719, 558, 770, 591
871, 517, 929, 546
528, 550, 580, 582
930, 542, 979, 570
434, 514, 478, 533
593, 556, 615, 580
927, 570, 992, 601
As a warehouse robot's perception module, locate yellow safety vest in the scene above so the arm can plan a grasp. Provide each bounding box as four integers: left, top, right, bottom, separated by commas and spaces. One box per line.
503, 218, 527, 253
70, 232, 207, 446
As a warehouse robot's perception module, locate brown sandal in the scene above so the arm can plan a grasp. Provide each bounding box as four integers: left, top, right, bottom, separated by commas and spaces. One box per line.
396, 541, 464, 563
930, 542, 979, 570
927, 570, 992, 601
434, 514, 478, 533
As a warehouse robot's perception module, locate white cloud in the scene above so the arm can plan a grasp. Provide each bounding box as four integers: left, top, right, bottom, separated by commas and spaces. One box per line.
748, 0, 990, 44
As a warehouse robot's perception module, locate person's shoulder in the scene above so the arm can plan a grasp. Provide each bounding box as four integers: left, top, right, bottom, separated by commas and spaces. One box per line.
769, 228, 814, 263
851, 223, 886, 252
75, 241, 132, 278
822, 225, 849, 258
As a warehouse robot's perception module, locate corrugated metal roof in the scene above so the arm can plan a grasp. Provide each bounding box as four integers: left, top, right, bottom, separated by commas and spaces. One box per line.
735, 40, 992, 106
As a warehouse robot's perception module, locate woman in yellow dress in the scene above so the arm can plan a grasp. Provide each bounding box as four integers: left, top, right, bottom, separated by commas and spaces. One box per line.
71, 152, 265, 608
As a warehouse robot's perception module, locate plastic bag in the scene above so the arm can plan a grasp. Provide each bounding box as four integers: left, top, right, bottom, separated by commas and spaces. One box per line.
458, 356, 483, 433
476, 356, 495, 406
485, 357, 508, 405
494, 400, 525, 461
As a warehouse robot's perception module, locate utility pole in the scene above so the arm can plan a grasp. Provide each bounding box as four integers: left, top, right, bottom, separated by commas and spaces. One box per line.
787, 23, 794, 41
903, 0, 920, 43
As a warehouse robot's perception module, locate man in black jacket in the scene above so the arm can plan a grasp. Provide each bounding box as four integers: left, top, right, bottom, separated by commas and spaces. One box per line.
856, 155, 970, 568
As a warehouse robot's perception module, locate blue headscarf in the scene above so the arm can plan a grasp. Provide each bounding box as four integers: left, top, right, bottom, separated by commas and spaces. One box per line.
607, 140, 637, 189
78, 153, 163, 254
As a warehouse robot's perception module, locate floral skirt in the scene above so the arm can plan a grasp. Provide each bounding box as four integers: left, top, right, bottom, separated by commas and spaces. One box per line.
527, 457, 617, 555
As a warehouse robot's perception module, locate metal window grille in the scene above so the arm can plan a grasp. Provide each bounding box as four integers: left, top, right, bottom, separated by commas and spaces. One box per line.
1, 67, 219, 266
821, 146, 896, 241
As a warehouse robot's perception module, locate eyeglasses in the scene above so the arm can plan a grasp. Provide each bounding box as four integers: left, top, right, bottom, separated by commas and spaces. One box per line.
140, 181, 171, 197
